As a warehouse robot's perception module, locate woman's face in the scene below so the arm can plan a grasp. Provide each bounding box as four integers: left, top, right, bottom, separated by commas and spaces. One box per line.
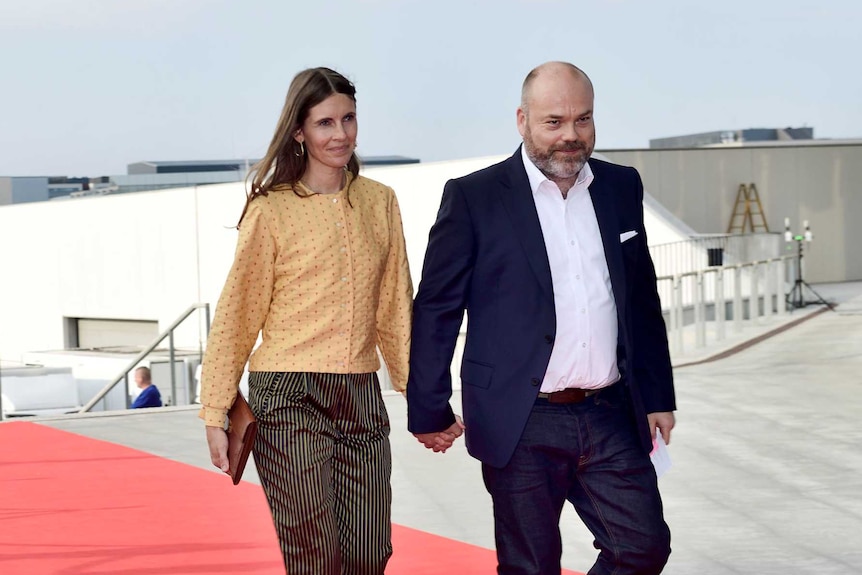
296, 93, 357, 173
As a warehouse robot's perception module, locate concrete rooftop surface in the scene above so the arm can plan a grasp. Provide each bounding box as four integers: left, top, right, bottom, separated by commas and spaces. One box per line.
29, 282, 862, 575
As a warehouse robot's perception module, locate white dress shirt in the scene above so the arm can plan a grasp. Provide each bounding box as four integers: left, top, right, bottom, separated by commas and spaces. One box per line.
521, 146, 620, 392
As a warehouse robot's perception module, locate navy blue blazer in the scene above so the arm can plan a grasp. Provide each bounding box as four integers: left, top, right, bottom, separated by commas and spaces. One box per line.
407, 149, 676, 469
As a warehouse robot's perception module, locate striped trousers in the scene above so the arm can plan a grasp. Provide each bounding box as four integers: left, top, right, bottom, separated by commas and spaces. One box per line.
248, 372, 392, 575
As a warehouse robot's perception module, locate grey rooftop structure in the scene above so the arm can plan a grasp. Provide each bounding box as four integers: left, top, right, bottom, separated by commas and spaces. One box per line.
127, 155, 420, 175
650, 127, 815, 149
1, 155, 422, 206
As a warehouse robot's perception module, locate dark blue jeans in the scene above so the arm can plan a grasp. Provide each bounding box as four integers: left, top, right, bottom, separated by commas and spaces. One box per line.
482, 384, 671, 575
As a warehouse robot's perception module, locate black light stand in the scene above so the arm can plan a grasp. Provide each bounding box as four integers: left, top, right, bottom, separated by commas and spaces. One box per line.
784, 219, 834, 311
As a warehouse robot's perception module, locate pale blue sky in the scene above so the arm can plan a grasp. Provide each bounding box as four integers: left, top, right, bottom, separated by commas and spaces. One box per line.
1, 0, 859, 176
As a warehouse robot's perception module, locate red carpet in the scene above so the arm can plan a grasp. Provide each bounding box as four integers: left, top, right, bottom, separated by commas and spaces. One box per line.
0, 421, 582, 574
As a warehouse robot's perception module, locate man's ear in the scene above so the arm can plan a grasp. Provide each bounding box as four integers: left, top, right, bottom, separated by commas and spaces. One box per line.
516, 108, 527, 138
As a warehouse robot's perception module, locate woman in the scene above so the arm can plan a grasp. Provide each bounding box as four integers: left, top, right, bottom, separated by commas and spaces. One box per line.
199, 67, 412, 575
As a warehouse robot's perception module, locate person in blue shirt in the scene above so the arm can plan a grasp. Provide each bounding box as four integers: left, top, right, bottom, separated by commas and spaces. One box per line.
131, 366, 162, 408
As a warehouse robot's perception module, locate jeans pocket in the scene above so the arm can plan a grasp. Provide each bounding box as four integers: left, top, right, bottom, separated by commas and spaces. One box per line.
592, 385, 627, 410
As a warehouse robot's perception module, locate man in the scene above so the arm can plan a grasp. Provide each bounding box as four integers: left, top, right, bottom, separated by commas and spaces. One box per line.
407, 61, 676, 575
131, 366, 162, 408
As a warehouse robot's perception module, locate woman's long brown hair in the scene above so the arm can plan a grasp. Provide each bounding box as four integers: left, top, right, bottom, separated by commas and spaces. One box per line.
237, 67, 360, 226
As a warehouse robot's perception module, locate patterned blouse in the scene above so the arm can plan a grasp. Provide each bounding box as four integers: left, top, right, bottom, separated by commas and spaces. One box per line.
199, 173, 413, 427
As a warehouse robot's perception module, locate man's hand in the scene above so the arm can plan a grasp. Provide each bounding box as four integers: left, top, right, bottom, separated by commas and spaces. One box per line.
206, 425, 230, 474
648, 411, 675, 445
413, 415, 466, 453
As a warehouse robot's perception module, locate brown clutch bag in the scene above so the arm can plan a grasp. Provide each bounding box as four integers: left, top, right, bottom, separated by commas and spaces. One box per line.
226, 389, 258, 485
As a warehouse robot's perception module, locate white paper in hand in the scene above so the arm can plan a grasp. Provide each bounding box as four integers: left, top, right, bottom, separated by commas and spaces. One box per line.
650, 433, 672, 477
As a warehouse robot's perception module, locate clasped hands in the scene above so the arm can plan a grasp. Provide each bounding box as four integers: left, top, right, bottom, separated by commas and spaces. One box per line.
413, 415, 465, 453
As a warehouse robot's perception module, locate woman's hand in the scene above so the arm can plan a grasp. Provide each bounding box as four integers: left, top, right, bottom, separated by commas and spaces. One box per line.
206, 425, 230, 474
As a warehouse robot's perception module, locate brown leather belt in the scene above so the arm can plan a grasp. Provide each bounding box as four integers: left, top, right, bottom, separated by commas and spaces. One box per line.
537, 387, 602, 404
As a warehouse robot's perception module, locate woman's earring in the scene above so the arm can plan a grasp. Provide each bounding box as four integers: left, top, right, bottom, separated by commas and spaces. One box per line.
294, 141, 305, 157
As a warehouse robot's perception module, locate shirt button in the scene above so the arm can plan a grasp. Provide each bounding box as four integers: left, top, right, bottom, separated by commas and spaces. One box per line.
582, 342, 587, 348
570, 241, 575, 246
341, 277, 347, 282
581, 308, 586, 314
340, 247, 346, 253
544, 334, 553, 344
332, 198, 338, 203
336, 222, 342, 228
340, 303, 346, 309
338, 332, 345, 337
575, 275, 581, 280
531, 378, 541, 386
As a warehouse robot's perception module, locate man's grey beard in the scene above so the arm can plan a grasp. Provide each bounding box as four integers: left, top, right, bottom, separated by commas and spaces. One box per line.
523, 135, 588, 181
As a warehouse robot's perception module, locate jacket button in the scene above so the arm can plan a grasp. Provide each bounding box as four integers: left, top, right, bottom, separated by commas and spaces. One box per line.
531, 378, 540, 386
544, 334, 553, 344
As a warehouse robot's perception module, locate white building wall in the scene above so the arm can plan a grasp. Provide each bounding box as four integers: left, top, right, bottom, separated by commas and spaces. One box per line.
1, 188, 205, 362
2, 199, 67, 355
0, 155, 689, 364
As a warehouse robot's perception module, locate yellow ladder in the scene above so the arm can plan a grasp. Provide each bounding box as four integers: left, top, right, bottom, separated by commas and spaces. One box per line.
727, 183, 769, 234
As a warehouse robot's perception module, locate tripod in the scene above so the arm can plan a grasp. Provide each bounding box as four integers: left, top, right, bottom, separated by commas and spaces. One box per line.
786, 240, 834, 310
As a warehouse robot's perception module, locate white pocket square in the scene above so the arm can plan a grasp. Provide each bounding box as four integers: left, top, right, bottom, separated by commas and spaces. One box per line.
620, 230, 638, 243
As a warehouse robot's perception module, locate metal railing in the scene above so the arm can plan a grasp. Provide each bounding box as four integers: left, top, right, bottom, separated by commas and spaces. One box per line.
79, 303, 210, 413
658, 255, 797, 355
650, 232, 781, 278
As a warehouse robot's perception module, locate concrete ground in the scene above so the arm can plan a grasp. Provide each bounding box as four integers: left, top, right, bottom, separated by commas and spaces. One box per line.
34, 282, 862, 574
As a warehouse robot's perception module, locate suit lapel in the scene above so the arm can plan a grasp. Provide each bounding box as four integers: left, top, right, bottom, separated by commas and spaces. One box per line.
497, 151, 554, 303
588, 164, 628, 320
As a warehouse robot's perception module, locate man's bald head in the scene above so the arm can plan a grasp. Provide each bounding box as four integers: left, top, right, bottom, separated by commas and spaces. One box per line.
520, 61, 593, 112
516, 61, 596, 192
